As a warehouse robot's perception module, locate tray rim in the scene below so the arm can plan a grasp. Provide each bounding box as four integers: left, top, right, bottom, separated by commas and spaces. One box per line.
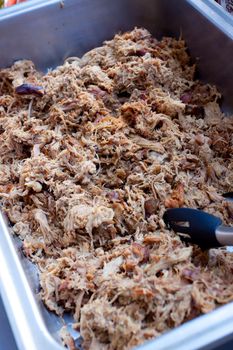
0, 213, 64, 350
0, 1, 233, 349
187, 0, 233, 39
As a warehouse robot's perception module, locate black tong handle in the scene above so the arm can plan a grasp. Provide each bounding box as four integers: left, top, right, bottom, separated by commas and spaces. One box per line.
163, 208, 222, 248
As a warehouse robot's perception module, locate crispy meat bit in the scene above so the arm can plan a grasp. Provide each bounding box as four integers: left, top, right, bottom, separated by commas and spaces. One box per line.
164, 183, 185, 208
144, 198, 158, 217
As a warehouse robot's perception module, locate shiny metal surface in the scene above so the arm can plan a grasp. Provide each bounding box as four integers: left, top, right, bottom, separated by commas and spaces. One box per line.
216, 225, 233, 246
0, 214, 64, 350
0, 1, 233, 350
0, 0, 232, 110
0, 296, 18, 350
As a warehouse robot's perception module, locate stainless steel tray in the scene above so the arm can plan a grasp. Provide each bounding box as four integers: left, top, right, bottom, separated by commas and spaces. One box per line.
0, 1, 233, 350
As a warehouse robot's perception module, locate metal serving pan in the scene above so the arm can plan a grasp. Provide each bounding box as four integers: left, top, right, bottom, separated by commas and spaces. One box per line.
0, 1, 232, 350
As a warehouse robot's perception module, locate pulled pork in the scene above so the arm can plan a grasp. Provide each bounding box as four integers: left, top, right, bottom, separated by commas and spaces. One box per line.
0, 28, 233, 350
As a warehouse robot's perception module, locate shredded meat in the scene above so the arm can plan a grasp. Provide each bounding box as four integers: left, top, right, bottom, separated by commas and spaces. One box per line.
0, 28, 233, 350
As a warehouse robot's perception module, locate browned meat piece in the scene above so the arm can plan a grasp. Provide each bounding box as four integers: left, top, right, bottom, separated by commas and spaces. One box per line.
164, 183, 185, 208
144, 198, 158, 217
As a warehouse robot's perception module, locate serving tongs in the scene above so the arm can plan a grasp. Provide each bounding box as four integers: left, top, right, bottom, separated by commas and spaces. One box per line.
163, 192, 233, 249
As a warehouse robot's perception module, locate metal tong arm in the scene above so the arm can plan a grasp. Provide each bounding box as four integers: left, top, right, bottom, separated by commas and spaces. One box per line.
216, 226, 233, 246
